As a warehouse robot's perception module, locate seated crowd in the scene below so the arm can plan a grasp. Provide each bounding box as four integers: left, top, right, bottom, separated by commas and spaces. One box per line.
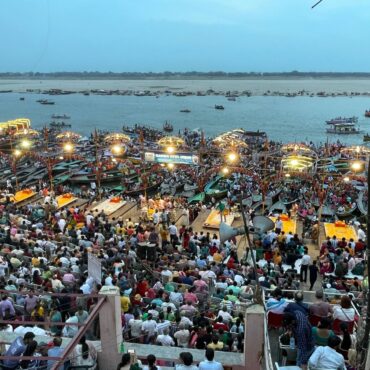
0, 197, 256, 369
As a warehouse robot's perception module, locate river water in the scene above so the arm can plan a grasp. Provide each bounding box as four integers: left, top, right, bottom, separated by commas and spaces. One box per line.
1, 79, 370, 144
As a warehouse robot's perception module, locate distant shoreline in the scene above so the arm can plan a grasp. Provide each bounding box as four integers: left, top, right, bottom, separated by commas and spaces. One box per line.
2, 76, 370, 81
1, 77, 370, 96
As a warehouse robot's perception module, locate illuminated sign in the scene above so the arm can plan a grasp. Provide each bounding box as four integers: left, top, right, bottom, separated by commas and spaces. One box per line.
145, 151, 199, 165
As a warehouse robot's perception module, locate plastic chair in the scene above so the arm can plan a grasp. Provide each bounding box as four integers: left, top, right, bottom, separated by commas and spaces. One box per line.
268, 311, 284, 329
332, 319, 354, 335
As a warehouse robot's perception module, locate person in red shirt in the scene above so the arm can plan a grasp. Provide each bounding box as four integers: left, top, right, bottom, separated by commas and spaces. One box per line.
209, 244, 218, 256
213, 316, 229, 331
355, 239, 365, 253
136, 278, 149, 297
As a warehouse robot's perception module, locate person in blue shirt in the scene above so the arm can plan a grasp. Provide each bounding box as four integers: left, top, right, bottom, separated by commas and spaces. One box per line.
284, 291, 309, 315
47, 337, 64, 369
198, 348, 223, 370
3, 332, 35, 369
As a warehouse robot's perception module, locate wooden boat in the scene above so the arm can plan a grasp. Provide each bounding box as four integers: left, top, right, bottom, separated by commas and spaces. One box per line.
38, 99, 55, 105
180, 109, 191, 113
188, 192, 205, 204
124, 181, 161, 196
184, 183, 198, 192
357, 191, 367, 215
52, 114, 70, 119
336, 203, 357, 218
109, 185, 126, 195
279, 192, 300, 205
318, 204, 336, 217
180, 190, 196, 198
365, 110, 370, 118
215, 105, 224, 110
49, 121, 72, 128
69, 171, 122, 184
364, 134, 370, 142
204, 176, 228, 199
163, 121, 173, 132
52, 174, 71, 186
269, 201, 287, 214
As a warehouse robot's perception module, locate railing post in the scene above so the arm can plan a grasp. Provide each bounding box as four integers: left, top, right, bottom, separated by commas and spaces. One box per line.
245, 304, 265, 370
98, 286, 122, 370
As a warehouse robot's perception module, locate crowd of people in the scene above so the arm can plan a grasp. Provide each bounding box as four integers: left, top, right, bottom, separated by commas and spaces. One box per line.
262, 213, 368, 370
0, 135, 368, 369
0, 183, 260, 369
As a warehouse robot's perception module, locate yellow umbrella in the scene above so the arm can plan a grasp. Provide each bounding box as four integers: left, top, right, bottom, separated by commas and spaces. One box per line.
56, 131, 81, 142
104, 133, 131, 144
157, 136, 185, 148
13, 129, 39, 137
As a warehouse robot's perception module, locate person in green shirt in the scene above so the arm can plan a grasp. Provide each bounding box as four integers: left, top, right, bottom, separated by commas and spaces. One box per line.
226, 289, 238, 303
164, 306, 176, 322
42, 267, 52, 280
311, 317, 336, 347
228, 282, 241, 296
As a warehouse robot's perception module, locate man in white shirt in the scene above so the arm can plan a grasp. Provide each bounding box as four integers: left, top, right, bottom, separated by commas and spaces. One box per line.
129, 313, 143, 339
358, 227, 366, 241
300, 250, 311, 283
275, 216, 283, 233
141, 314, 157, 343
168, 222, 178, 244
308, 336, 345, 370
156, 328, 174, 346
286, 232, 294, 244
199, 348, 223, 370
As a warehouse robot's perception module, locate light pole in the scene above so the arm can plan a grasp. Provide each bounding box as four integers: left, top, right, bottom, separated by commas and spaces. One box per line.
349, 159, 370, 369
358, 161, 370, 369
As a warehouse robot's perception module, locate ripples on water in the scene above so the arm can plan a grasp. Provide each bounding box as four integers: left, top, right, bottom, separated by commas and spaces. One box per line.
1, 91, 370, 145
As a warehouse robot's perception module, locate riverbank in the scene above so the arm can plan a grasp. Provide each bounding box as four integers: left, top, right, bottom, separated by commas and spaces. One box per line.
1, 78, 370, 95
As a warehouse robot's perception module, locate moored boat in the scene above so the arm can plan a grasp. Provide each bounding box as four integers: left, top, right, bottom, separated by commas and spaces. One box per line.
204, 176, 228, 199
52, 114, 71, 119
163, 121, 173, 132
269, 201, 287, 215
38, 99, 55, 105
336, 203, 357, 218
357, 191, 367, 215
49, 121, 72, 128
365, 110, 370, 118
180, 109, 191, 113
326, 116, 358, 124
363, 134, 370, 142
326, 123, 362, 135
215, 105, 224, 110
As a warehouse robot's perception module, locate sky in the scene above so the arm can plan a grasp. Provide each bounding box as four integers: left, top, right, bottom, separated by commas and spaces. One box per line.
0, 0, 369, 72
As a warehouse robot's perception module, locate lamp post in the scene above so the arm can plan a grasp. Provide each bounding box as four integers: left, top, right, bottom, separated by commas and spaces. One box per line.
353, 159, 370, 369
12, 149, 22, 190
348, 159, 370, 369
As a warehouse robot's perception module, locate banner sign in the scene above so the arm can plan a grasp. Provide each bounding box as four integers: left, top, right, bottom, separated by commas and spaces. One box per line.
145, 151, 199, 165
88, 253, 102, 284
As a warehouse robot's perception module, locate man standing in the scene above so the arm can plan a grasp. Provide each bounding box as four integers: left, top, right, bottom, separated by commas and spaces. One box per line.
168, 222, 178, 245
300, 250, 311, 283
275, 216, 283, 234
283, 312, 314, 369
198, 348, 223, 370
309, 260, 319, 290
